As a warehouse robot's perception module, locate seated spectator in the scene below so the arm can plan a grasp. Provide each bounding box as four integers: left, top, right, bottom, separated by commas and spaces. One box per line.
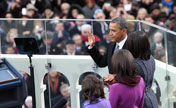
60, 2, 70, 18
82, 0, 100, 19
53, 84, 71, 108
150, 3, 161, 23
17, 15, 34, 37
151, 31, 164, 56
26, 3, 41, 18
136, 8, 148, 20
2, 44, 15, 54
104, 49, 145, 108
80, 24, 101, 47
67, 4, 84, 19
0, 12, 17, 34
62, 40, 82, 55
93, 9, 109, 40
70, 14, 86, 37
99, 30, 111, 48
44, 71, 69, 108
39, 31, 62, 55
24, 96, 32, 108
42, 5, 55, 32
72, 34, 88, 55
82, 75, 111, 108
51, 21, 71, 47
4, 28, 19, 54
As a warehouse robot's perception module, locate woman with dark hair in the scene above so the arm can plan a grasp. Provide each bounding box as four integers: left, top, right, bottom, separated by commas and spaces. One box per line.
126, 31, 159, 108
82, 75, 111, 108
108, 49, 145, 108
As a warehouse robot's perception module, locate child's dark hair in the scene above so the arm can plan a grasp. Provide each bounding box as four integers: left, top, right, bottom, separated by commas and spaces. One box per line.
82, 75, 105, 104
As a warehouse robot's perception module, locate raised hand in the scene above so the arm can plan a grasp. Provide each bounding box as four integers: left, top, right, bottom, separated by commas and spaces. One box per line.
87, 30, 95, 48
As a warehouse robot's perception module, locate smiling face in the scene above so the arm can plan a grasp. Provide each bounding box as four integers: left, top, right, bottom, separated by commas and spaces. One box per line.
109, 23, 126, 42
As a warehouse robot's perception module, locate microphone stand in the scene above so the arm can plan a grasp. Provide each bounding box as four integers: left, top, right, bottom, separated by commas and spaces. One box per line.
28, 54, 36, 108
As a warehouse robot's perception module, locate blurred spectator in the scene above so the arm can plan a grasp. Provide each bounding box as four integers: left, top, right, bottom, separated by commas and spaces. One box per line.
17, 15, 34, 36
166, 14, 176, 31
26, 3, 41, 18
67, 4, 84, 19
150, 3, 161, 23
109, 7, 117, 19
136, 8, 148, 20
139, 0, 160, 14
39, 31, 62, 55
3, 28, 19, 54
80, 24, 101, 47
60, 2, 70, 18
62, 40, 82, 55
161, 0, 173, 13
2, 44, 15, 54
154, 46, 166, 62
33, 20, 44, 40
24, 96, 32, 108
10, 0, 22, 18
51, 21, 71, 47
0, 12, 17, 34
102, 2, 113, 19
42, 5, 55, 32
82, 0, 100, 19
93, 9, 109, 40
44, 71, 69, 108
99, 30, 111, 48
0, 0, 8, 18
141, 16, 157, 45
53, 84, 71, 108
156, 12, 168, 27
72, 34, 88, 55
70, 14, 86, 37
152, 31, 164, 55
128, 1, 140, 18
116, 5, 135, 32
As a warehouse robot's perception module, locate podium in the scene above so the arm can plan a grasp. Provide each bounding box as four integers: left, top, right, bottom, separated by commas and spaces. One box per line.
0, 58, 27, 108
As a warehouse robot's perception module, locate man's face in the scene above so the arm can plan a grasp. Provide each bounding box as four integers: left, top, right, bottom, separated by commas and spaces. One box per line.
76, 15, 85, 26
96, 12, 105, 23
109, 23, 126, 42
61, 87, 70, 98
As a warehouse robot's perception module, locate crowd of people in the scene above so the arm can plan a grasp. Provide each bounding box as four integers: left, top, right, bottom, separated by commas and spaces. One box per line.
0, 0, 176, 66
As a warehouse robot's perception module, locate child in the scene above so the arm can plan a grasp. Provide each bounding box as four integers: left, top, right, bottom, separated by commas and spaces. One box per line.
82, 75, 111, 108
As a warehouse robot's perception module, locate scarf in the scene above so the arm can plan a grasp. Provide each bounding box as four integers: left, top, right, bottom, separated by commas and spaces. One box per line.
116, 74, 141, 86
81, 34, 101, 42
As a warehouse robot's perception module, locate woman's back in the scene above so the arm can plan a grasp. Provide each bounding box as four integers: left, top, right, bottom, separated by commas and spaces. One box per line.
109, 77, 145, 108
135, 56, 158, 108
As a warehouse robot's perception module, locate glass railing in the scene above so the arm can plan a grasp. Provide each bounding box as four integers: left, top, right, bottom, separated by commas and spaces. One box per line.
0, 18, 176, 108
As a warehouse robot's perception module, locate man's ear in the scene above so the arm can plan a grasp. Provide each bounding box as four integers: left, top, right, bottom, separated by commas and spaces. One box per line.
122, 28, 127, 34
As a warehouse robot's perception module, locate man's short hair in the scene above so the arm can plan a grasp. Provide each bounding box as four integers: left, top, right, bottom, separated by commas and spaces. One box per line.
111, 17, 128, 30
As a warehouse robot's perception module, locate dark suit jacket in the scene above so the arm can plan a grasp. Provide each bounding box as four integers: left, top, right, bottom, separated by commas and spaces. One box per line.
87, 42, 127, 74
93, 22, 109, 40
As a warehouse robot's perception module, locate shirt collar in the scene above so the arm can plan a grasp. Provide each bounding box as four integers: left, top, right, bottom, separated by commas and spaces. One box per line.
116, 35, 127, 49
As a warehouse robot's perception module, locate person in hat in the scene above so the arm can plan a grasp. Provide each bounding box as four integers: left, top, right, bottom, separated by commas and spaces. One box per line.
26, 3, 41, 18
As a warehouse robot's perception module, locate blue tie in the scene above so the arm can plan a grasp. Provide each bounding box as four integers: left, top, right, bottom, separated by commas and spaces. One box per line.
114, 44, 119, 53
